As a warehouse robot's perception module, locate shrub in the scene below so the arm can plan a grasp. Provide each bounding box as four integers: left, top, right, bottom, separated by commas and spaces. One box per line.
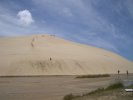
106, 82, 124, 90
63, 82, 124, 100
63, 93, 74, 100
76, 74, 110, 78
87, 88, 104, 95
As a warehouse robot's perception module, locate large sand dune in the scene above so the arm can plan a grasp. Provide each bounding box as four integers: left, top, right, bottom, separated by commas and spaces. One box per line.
0, 34, 132, 76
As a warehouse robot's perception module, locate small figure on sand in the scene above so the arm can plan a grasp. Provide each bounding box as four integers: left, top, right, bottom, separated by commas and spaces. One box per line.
118, 70, 120, 75
126, 70, 129, 79
31, 37, 35, 48
31, 42, 34, 48
50, 57, 52, 61
118, 70, 120, 79
126, 70, 129, 75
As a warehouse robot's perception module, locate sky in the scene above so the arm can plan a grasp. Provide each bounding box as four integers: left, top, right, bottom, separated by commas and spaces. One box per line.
0, 0, 133, 61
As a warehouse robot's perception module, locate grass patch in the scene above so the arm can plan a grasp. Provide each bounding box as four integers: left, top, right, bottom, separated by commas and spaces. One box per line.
63, 93, 75, 100
63, 82, 124, 100
105, 82, 124, 90
86, 82, 123, 96
76, 74, 110, 78
86, 82, 124, 95
86, 88, 104, 95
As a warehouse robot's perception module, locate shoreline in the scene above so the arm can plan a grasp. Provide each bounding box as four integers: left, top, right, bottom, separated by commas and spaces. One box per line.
0, 73, 132, 77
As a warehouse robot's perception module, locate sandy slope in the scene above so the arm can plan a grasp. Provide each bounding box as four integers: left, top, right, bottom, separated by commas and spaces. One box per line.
0, 34, 133, 76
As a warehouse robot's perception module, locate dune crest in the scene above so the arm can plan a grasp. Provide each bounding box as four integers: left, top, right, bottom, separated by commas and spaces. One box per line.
0, 34, 133, 76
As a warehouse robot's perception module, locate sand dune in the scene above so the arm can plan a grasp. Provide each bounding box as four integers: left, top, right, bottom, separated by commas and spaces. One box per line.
0, 34, 133, 76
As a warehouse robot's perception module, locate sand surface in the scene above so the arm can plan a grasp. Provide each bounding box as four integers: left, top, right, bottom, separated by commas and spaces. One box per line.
0, 74, 133, 100
72, 88, 133, 100
0, 34, 133, 75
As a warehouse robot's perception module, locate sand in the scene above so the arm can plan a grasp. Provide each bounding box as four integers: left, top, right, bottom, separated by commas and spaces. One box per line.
0, 34, 133, 75
72, 88, 133, 100
0, 74, 133, 100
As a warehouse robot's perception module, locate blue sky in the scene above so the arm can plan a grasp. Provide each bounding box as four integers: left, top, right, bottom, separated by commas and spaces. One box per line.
0, 0, 133, 61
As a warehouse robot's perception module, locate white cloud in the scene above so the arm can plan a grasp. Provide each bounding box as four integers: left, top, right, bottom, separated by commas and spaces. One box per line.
0, 6, 40, 36
17, 9, 34, 26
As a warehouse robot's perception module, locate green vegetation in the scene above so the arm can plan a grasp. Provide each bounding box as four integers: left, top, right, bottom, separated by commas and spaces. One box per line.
63, 93, 75, 100
76, 74, 110, 78
63, 82, 124, 100
86, 88, 104, 95
105, 82, 124, 90
88, 82, 124, 95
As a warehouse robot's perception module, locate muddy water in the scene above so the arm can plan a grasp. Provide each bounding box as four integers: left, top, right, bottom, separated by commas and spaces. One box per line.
0, 74, 133, 100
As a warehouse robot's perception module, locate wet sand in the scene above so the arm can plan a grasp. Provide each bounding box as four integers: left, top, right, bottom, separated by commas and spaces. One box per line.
0, 74, 133, 100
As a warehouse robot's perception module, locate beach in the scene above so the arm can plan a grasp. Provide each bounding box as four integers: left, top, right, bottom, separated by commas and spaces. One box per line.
0, 74, 133, 100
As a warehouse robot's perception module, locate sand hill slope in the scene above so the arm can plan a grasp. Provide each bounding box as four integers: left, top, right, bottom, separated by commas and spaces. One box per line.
0, 34, 132, 76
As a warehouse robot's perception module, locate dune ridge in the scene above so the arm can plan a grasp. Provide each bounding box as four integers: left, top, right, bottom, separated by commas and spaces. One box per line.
0, 34, 133, 76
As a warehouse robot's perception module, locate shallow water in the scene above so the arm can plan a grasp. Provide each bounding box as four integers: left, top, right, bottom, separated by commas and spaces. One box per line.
0, 74, 133, 100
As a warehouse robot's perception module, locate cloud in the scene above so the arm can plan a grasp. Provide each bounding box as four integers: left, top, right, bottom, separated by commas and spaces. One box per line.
68, 34, 119, 53
0, 6, 40, 36
17, 9, 34, 26
0, 0, 133, 60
